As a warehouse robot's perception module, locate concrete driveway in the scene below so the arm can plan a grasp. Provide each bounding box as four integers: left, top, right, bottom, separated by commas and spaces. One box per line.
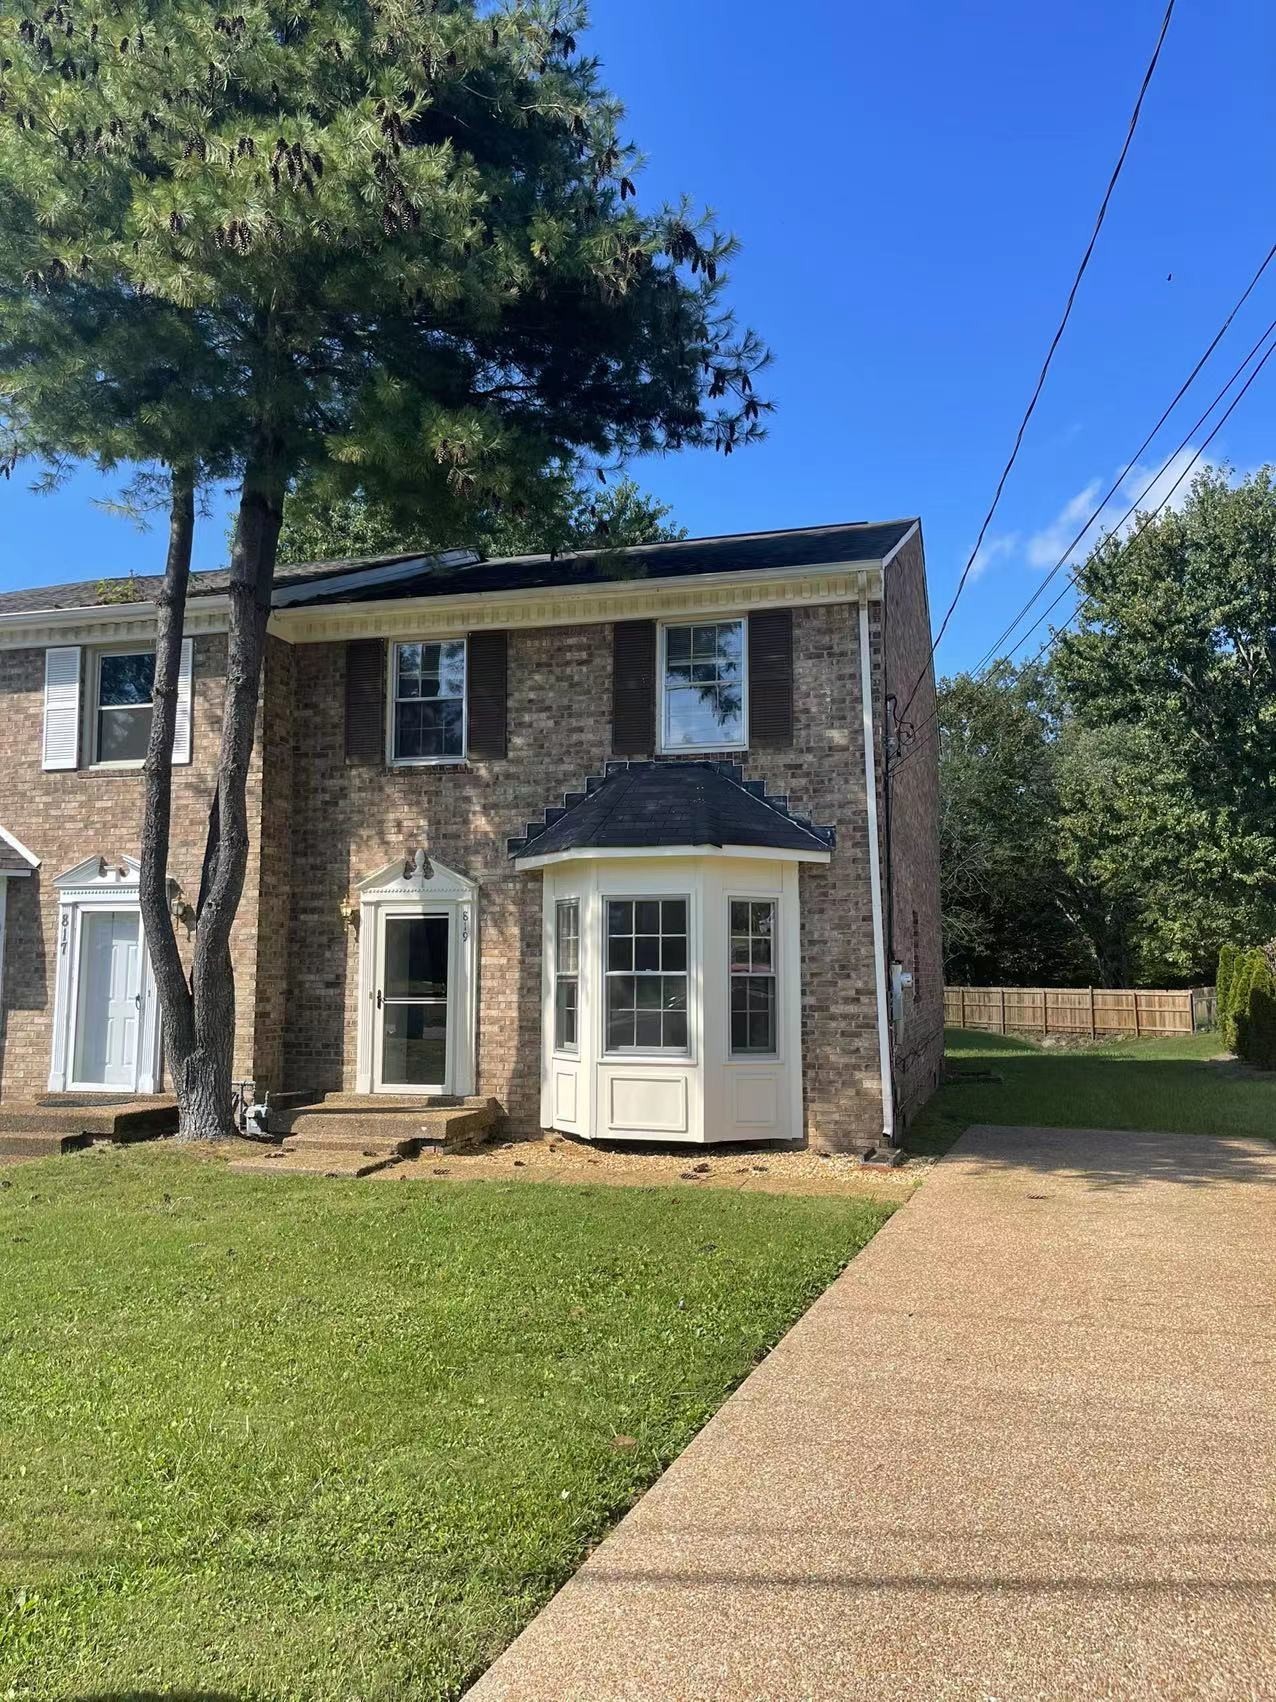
468, 1124, 1276, 1702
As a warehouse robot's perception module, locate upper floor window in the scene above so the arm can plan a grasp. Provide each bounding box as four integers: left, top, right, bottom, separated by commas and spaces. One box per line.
660, 619, 745, 751
391, 640, 466, 764
95, 650, 155, 764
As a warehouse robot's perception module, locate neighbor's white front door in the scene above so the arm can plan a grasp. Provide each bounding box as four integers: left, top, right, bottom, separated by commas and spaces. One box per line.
373, 910, 452, 1093
73, 909, 142, 1090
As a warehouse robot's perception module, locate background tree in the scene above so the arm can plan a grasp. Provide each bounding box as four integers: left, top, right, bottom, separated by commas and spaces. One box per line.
936, 662, 1099, 984
276, 471, 686, 563
0, 0, 771, 1138
1054, 467, 1276, 978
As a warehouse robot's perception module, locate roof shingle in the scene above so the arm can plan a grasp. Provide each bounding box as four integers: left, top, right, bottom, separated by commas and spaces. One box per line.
0, 519, 916, 617
510, 762, 834, 862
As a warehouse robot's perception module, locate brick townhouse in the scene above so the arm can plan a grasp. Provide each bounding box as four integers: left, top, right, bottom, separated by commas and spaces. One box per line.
0, 519, 942, 1152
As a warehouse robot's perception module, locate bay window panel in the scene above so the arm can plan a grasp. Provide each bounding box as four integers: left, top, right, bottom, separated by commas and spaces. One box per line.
730, 898, 778, 1056
604, 898, 689, 1054
554, 899, 579, 1052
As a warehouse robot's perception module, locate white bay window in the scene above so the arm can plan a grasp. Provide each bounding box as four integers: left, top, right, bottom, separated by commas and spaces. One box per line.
604, 898, 689, 1053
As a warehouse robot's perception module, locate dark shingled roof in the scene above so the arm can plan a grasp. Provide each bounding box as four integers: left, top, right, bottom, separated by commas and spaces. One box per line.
0, 519, 916, 617
509, 762, 834, 862
0, 553, 427, 617
0, 833, 37, 874
279, 519, 916, 607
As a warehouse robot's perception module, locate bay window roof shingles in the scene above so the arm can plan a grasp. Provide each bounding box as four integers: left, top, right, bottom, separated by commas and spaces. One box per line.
510, 763, 833, 863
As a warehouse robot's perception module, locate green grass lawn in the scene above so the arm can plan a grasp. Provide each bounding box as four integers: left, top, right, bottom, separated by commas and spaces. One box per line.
0, 1146, 891, 1702
908, 1026, 1276, 1154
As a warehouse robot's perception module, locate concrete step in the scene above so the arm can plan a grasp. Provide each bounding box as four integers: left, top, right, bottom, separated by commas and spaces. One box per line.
278, 1100, 501, 1155
230, 1147, 400, 1179
273, 1094, 484, 1124
0, 1128, 90, 1158
0, 1097, 177, 1139
229, 1100, 503, 1177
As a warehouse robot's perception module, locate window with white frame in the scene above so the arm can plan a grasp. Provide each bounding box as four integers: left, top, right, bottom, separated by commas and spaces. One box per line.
554, 899, 580, 1051
604, 898, 688, 1052
391, 640, 466, 763
661, 619, 745, 750
730, 899, 777, 1055
95, 650, 155, 764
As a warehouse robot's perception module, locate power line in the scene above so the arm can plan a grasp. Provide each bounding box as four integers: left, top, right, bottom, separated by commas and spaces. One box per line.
969, 240, 1276, 677
895, 0, 1178, 729
895, 314, 1276, 766
890, 327, 1276, 777
1008, 333, 1276, 671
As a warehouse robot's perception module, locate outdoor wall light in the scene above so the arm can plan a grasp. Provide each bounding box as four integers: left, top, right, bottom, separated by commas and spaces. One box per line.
339, 895, 359, 930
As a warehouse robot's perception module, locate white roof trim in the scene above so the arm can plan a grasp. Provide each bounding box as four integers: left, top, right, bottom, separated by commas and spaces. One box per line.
0, 823, 40, 870
273, 560, 885, 644
0, 548, 898, 649
514, 842, 831, 872
880, 519, 921, 567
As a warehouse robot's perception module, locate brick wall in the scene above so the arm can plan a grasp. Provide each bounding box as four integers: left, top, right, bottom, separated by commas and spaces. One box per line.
883, 530, 945, 1123
0, 634, 265, 1099
0, 576, 941, 1153
280, 603, 891, 1150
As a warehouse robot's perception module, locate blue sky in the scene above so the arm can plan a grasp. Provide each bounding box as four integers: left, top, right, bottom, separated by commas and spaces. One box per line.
3, 0, 1273, 674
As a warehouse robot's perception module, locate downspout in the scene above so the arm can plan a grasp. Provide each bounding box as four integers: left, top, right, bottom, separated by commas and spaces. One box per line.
859, 589, 896, 1149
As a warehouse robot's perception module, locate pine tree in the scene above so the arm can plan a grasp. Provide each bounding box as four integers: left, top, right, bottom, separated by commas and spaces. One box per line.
1, 1, 771, 1137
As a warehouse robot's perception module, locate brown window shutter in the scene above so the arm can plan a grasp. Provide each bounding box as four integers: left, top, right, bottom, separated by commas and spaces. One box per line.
748, 610, 793, 747
345, 638, 386, 764
611, 620, 656, 755
466, 630, 508, 760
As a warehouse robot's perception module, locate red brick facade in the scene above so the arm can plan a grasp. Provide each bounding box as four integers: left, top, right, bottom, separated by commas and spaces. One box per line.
0, 553, 939, 1152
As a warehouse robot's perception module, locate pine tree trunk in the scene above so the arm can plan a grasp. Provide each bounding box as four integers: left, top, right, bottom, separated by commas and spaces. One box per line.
181, 442, 285, 1141
137, 466, 206, 1135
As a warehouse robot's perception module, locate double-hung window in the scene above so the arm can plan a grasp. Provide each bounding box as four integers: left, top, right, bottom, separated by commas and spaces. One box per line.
660, 619, 745, 750
604, 898, 688, 1052
554, 899, 580, 1052
95, 650, 155, 764
730, 899, 777, 1055
391, 640, 466, 763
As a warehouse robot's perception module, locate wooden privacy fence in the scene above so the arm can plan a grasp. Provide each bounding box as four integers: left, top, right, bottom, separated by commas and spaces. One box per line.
944, 985, 1217, 1038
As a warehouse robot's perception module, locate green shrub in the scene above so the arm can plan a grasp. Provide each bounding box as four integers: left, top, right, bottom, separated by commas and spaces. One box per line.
1226, 950, 1258, 1053
1217, 943, 1239, 1042
1236, 952, 1276, 1069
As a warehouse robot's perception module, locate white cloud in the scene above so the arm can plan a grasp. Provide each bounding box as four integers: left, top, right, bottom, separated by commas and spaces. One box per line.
967, 456, 1251, 587
969, 531, 1019, 581
1023, 478, 1106, 570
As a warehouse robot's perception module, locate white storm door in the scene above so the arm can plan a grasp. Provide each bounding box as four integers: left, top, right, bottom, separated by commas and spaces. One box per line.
73, 910, 142, 1089
374, 911, 451, 1093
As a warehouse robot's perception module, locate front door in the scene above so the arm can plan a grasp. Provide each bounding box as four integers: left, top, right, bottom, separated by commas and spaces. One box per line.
374, 912, 451, 1092
73, 910, 142, 1090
